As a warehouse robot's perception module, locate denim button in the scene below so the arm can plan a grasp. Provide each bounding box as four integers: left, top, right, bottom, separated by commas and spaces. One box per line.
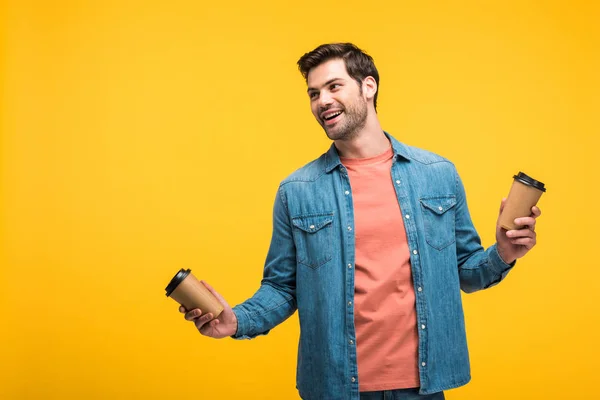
396, 180, 400, 184
345, 190, 350, 195
405, 214, 410, 219
422, 362, 426, 367
418, 287, 423, 292
413, 249, 418, 255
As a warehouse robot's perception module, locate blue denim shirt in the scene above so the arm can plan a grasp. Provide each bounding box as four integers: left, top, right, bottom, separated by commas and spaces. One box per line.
232, 132, 514, 399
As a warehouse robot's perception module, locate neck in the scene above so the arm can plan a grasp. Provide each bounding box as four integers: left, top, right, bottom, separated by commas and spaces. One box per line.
333, 113, 389, 158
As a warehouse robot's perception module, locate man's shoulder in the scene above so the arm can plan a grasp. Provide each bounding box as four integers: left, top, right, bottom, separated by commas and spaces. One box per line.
398, 142, 455, 167
279, 152, 329, 186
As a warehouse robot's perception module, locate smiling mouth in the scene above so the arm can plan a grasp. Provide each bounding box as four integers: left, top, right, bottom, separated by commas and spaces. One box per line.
322, 111, 343, 125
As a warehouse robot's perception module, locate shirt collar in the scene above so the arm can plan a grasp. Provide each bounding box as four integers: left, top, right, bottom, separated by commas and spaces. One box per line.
324, 131, 411, 173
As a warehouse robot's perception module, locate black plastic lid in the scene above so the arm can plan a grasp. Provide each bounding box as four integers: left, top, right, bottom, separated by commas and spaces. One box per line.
165, 268, 191, 296
513, 172, 546, 192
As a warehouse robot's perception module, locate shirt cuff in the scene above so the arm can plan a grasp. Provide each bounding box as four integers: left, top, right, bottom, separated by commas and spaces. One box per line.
230, 306, 252, 340
488, 243, 516, 276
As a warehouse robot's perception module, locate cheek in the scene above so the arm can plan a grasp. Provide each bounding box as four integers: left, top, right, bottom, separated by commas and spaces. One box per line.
310, 103, 320, 118
335, 95, 349, 108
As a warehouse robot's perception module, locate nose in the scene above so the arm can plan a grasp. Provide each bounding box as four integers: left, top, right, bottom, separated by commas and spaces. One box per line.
318, 91, 334, 109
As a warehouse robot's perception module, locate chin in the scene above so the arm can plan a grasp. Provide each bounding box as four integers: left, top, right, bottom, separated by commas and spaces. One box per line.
327, 133, 347, 142
324, 128, 341, 141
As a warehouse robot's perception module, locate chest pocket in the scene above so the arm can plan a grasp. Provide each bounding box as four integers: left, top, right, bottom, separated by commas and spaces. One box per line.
291, 213, 334, 270
420, 196, 457, 250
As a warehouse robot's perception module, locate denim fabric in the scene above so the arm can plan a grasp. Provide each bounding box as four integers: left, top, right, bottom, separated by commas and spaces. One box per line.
232, 132, 515, 400
360, 388, 445, 400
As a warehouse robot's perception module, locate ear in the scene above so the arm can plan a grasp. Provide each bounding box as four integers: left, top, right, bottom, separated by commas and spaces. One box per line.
362, 76, 377, 102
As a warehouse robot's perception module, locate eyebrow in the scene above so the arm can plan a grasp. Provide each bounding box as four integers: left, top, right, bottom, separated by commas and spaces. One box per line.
307, 78, 344, 93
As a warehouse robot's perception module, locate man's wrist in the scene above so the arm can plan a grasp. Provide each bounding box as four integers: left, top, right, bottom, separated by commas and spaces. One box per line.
497, 245, 515, 265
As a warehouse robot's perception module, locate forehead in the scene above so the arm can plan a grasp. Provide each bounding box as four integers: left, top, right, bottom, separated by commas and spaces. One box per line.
306, 58, 351, 88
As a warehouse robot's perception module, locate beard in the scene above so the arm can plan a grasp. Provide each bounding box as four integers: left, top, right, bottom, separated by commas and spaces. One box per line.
321, 96, 368, 141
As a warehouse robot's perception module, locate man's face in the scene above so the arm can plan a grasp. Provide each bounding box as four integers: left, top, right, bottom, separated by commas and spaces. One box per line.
306, 59, 368, 141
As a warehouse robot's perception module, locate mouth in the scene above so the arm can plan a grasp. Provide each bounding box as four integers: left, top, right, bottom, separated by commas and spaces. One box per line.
321, 110, 343, 126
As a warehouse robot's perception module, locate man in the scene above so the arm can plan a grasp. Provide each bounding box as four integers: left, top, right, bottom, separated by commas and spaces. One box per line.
179, 43, 541, 400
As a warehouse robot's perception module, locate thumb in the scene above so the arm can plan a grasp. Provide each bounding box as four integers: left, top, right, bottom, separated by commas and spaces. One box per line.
498, 198, 507, 216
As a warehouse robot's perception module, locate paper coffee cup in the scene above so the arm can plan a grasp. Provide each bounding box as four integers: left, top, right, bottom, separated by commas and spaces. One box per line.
165, 269, 224, 318
498, 172, 546, 231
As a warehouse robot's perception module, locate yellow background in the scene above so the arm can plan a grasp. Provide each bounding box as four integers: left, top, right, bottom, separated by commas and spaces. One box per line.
1, 1, 598, 399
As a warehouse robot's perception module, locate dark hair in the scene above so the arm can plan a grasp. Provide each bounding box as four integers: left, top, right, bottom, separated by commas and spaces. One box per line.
297, 43, 380, 110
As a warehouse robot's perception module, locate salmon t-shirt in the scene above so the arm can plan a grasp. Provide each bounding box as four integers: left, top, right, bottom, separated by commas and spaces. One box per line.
340, 146, 420, 391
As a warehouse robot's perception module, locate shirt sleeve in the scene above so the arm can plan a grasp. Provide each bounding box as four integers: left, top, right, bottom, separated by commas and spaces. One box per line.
454, 168, 516, 293
231, 184, 298, 339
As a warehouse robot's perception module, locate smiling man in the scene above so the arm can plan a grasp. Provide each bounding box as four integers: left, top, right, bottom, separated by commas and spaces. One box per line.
179, 43, 541, 400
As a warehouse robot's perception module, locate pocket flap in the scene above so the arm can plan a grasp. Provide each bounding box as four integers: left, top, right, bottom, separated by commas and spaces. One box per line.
420, 196, 457, 215
292, 214, 334, 233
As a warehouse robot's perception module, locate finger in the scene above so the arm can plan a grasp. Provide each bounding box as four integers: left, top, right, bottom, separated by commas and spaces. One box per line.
531, 206, 541, 218
506, 229, 536, 239
200, 281, 229, 308
194, 313, 214, 330
514, 217, 536, 229
498, 198, 507, 215
179, 306, 187, 314
510, 237, 536, 249
199, 319, 220, 335
184, 309, 202, 321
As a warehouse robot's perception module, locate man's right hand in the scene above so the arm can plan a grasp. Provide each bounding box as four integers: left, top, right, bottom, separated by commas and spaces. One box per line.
179, 281, 238, 338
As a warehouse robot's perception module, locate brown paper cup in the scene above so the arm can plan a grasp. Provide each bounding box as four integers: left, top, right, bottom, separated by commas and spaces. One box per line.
165, 269, 224, 318
498, 172, 546, 231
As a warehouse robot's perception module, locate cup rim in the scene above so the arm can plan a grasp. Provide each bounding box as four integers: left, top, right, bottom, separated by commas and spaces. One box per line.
514, 172, 546, 192
165, 268, 191, 296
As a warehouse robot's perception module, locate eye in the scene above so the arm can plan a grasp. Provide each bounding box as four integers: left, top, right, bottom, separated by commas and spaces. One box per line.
330, 83, 341, 90
309, 92, 319, 100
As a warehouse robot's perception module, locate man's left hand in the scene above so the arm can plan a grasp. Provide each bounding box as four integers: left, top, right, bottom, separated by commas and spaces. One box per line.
496, 199, 542, 264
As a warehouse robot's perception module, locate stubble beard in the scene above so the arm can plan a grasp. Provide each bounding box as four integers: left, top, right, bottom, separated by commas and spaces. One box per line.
322, 97, 368, 142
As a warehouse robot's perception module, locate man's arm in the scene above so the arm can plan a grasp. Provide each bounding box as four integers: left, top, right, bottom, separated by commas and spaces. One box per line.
455, 169, 541, 293
231, 185, 298, 339
454, 170, 517, 293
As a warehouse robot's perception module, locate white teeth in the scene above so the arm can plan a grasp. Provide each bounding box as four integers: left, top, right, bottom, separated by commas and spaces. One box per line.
324, 111, 342, 120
